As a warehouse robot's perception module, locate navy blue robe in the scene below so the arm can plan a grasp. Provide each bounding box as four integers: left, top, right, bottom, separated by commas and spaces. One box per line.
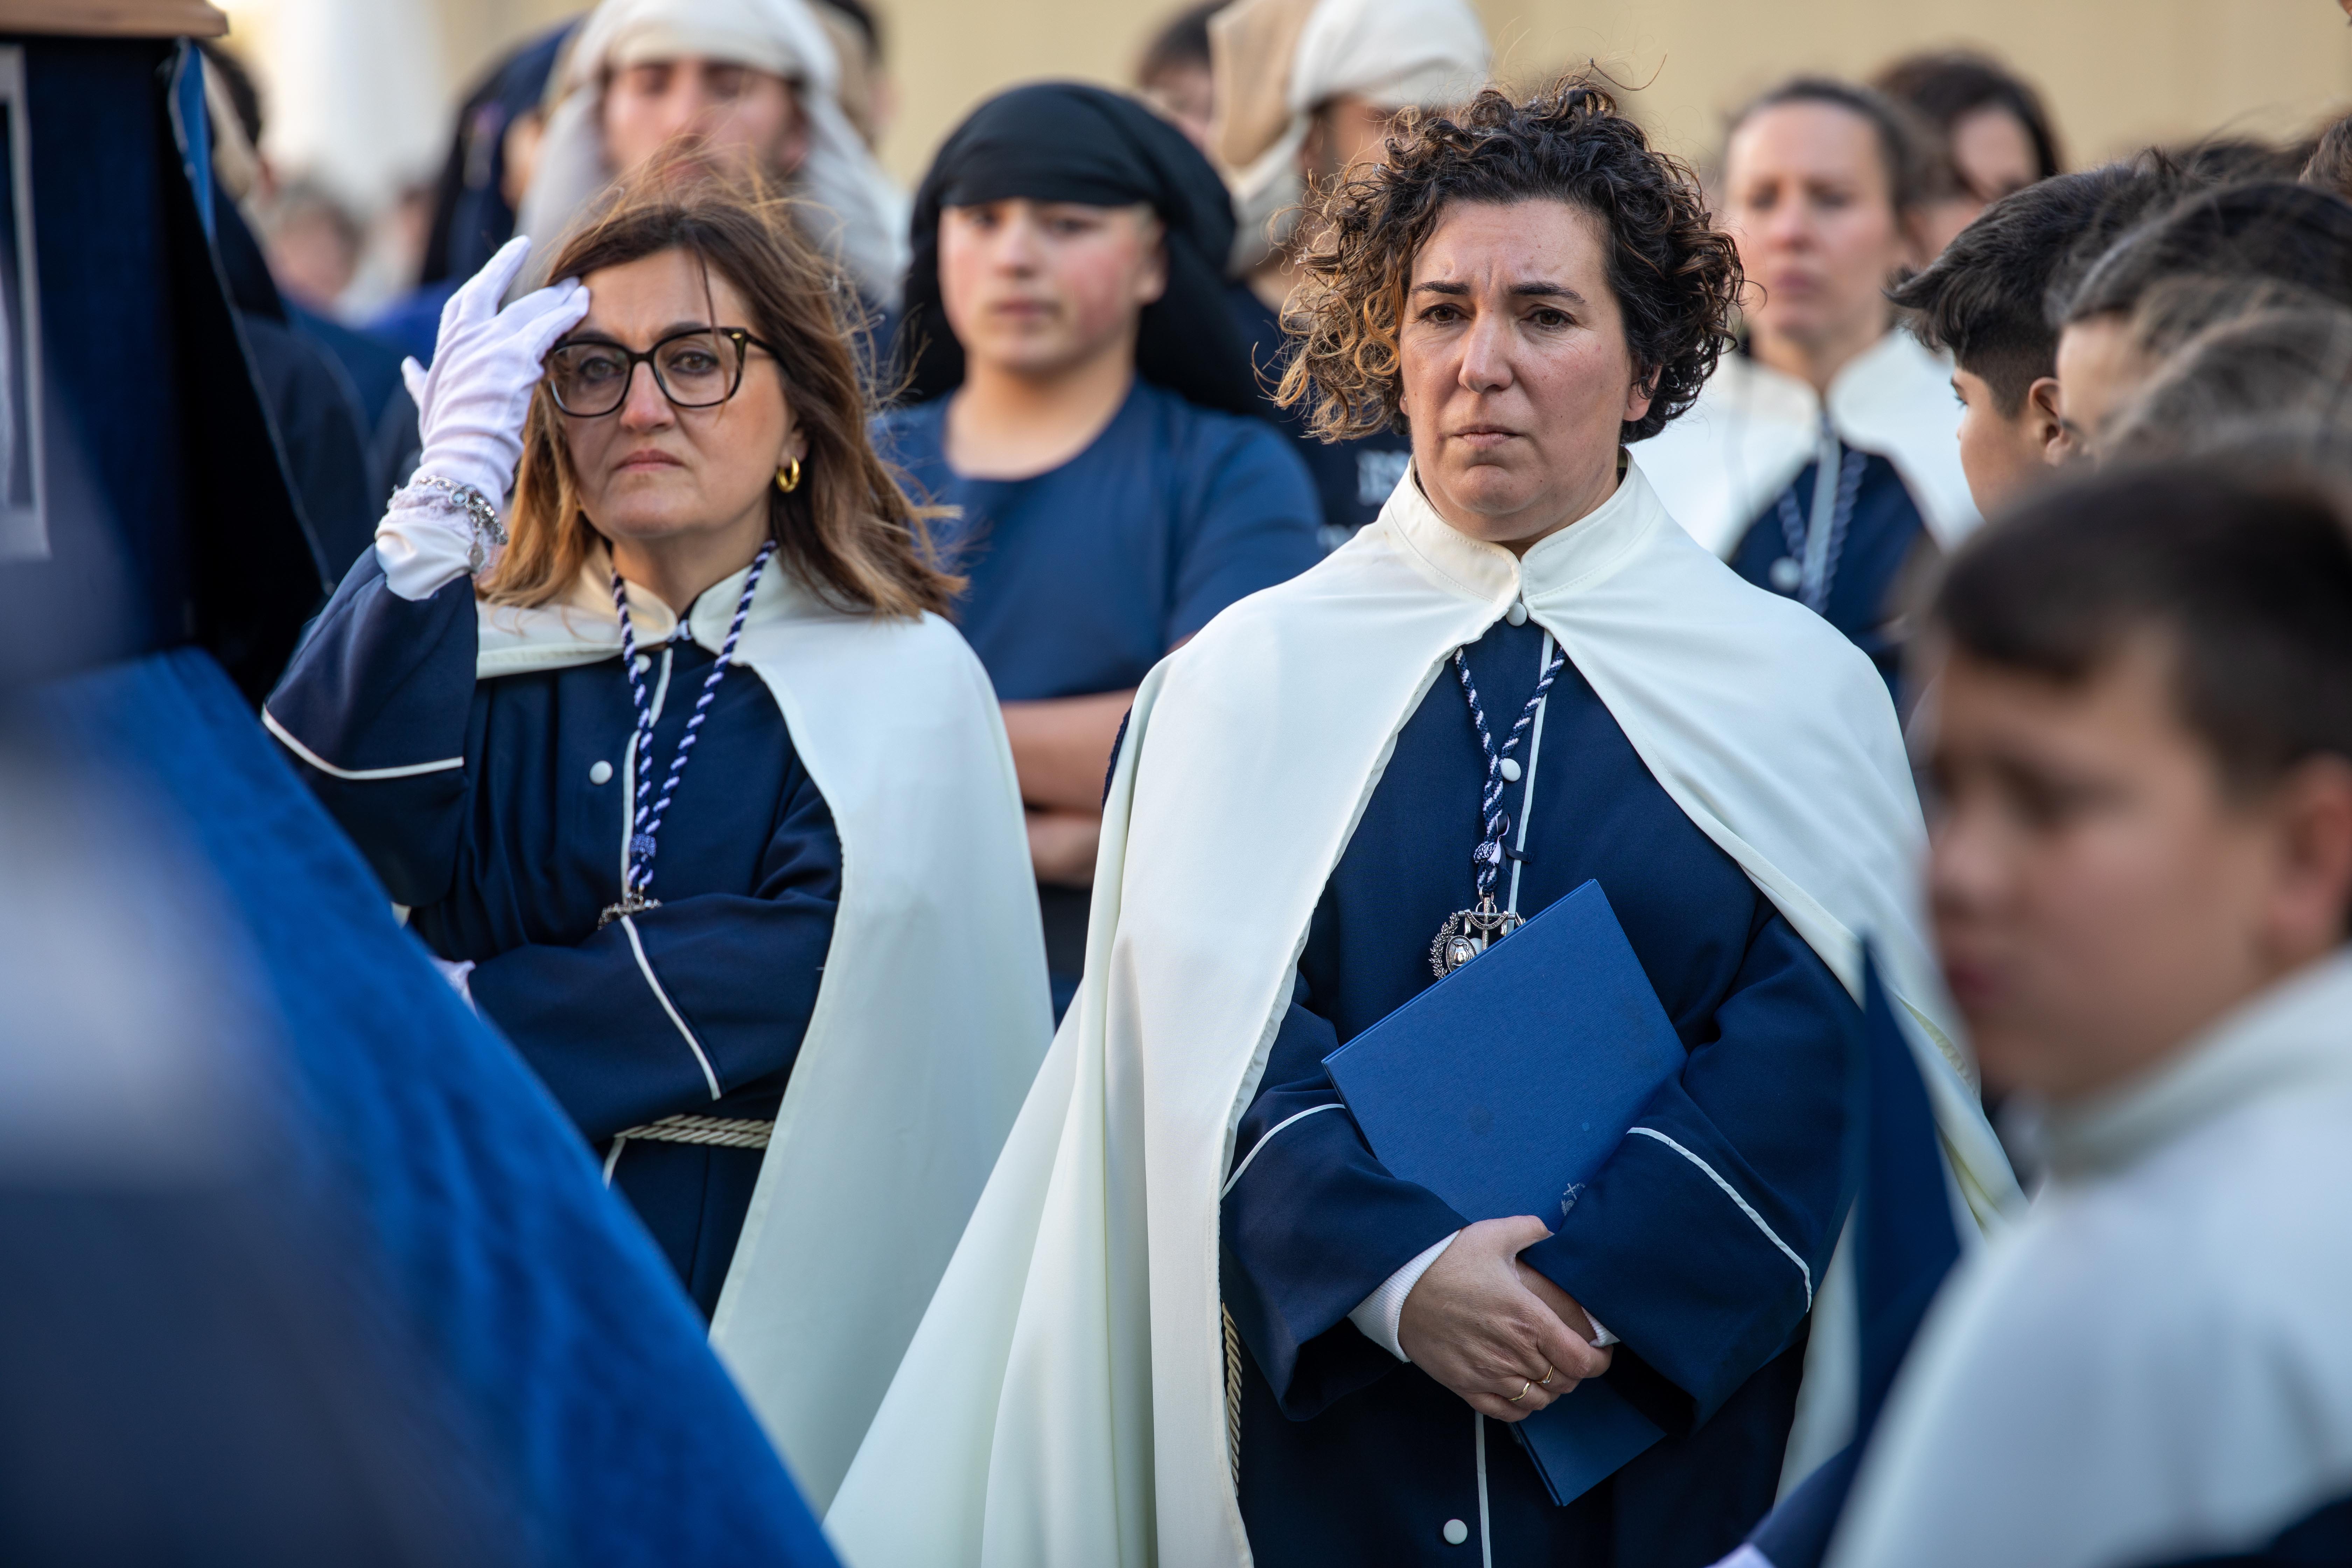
1727, 451, 1935, 696
1219, 616, 1857, 1567
874, 378, 1320, 1005
875, 379, 1321, 702
268, 554, 842, 1317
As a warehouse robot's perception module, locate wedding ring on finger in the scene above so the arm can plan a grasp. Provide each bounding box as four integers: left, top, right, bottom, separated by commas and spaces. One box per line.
1538, 1363, 1556, 1387
1507, 1379, 1533, 1404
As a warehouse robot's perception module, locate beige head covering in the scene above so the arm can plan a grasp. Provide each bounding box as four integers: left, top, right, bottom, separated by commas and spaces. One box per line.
1208, 0, 1489, 270
514, 0, 908, 306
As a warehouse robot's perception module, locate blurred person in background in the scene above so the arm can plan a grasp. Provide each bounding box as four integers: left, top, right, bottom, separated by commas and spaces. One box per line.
2087, 273, 2348, 450
1890, 161, 2168, 514
517, 0, 906, 316
263, 182, 1049, 1507
1211, 0, 1490, 545
259, 181, 365, 313
1828, 461, 2352, 1568
1633, 77, 1974, 699
371, 21, 580, 367
2303, 109, 2352, 201
2051, 181, 2352, 457
810, 0, 891, 151
879, 82, 1320, 1016
1135, 0, 1221, 151
1872, 51, 2063, 257
2103, 300, 2352, 470
200, 44, 419, 576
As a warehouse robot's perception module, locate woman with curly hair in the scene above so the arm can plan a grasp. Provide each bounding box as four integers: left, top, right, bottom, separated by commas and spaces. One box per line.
828, 78, 2014, 1568
262, 179, 1051, 1505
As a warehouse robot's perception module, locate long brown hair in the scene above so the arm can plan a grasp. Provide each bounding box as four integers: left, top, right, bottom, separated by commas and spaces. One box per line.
483, 167, 958, 618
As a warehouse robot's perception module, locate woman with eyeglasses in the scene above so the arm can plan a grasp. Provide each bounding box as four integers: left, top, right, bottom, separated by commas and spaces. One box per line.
264, 179, 1051, 1509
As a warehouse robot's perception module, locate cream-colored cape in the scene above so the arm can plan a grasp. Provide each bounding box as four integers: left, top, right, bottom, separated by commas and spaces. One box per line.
826, 465, 2018, 1568
1631, 330, 1981, 560
478, 549, 1052, 1507
1830, 951, 2352, 1568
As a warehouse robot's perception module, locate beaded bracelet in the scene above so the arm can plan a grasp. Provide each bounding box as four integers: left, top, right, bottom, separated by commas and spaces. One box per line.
392, 474, 507, 573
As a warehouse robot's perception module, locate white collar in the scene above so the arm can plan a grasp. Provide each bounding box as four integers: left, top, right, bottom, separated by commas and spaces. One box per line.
1632, 328, 1980, 556
1384, 455, 1661, 611
2041, 949, 2352, 1180
478, 544, 827, 677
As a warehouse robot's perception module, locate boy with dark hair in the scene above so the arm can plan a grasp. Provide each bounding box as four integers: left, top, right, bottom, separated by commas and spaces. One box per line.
1827, 460, 2352, 1568
1890, 157, 2189, 512
2053, 180, 2352, 454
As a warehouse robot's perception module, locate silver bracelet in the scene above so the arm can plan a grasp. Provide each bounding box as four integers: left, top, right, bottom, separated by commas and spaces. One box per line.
392, 474, 507, 573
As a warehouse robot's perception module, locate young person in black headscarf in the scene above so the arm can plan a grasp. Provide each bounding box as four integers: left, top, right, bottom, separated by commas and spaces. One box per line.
879, 81, 1321, 1013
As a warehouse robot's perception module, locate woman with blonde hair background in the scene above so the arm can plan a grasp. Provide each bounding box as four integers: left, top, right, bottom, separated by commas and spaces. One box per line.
263, 177, 1050, 1509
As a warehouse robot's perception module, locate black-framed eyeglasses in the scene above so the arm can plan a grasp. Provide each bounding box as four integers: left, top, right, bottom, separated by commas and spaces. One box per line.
544, 326, 778, 417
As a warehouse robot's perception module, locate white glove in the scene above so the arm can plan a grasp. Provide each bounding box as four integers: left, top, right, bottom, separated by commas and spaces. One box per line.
400, 235, 590, 506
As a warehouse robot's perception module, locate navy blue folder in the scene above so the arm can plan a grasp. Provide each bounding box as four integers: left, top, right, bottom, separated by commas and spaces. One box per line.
1321, 878, 1685, 1506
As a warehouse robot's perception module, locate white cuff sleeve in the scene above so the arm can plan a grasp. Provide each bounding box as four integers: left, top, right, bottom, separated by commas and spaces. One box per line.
1586, 1313, 1618, 1347
1348, 1231, 1458, 1362
376, 500, 480, 601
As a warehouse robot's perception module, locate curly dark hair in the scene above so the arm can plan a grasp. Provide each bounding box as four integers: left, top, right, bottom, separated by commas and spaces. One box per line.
1275, 77, 1741, 445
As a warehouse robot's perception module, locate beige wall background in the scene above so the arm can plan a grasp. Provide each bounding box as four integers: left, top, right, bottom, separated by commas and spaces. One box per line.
284, 0, 2352, 190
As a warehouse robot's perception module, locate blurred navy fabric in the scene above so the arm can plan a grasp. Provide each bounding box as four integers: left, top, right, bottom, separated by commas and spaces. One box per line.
0, 646, 841, 1567
1741, 951, 1965, 1568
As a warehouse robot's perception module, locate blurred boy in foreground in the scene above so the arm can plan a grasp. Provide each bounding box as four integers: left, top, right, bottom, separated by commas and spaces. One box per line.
1827, 461, 2352, 1568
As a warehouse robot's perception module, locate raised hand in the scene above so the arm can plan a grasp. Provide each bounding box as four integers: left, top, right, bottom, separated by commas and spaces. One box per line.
401, 235, 591, 506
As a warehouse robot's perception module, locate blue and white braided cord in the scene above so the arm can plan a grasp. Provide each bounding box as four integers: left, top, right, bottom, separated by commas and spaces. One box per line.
1772, 447, 1868, 615
1453, 642, 1565, 900
610, 540, 776, 897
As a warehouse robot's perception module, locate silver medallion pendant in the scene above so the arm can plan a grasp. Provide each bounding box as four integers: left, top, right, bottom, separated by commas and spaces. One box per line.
597, 890, 664, 929
1429, 895, 1523, 977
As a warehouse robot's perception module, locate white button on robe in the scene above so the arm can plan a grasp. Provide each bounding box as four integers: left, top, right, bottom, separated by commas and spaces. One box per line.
1505, 600, 1528, 626
1442, 1518, 1469, 1545
1498, 757, 1522, 783
589, 760, 613, 785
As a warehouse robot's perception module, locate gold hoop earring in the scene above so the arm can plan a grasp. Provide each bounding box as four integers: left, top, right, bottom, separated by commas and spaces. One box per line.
775, 456, 802, 494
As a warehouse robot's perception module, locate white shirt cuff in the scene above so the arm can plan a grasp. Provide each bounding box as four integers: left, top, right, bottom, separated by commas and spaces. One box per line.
1349, 1231, 1459, 1361
1586, 1313, 1618, 1347
376, 506, 478, 601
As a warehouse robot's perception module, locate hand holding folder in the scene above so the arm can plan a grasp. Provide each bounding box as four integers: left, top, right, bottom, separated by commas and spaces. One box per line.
1322, 879, 1686, 1505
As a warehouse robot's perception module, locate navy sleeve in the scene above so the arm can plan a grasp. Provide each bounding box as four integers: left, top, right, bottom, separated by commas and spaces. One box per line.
264, 550, 477, 908
465, 756, 841, 1142
1522, 908, 1857, 1431
1220, 978, 1467, 1421
1166, 417, 1323, 645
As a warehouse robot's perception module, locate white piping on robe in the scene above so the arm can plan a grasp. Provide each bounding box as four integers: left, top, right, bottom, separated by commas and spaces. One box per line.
619, 912, 722, 1101
1627, 1125, 1813, 1306
1475, 1411, 1494, 1568
261, 707, 464, 780
1220, 1102, 1347, 1199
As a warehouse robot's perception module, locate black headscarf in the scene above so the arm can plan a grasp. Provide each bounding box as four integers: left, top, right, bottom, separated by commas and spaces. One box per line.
895, 83, 1263, 418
